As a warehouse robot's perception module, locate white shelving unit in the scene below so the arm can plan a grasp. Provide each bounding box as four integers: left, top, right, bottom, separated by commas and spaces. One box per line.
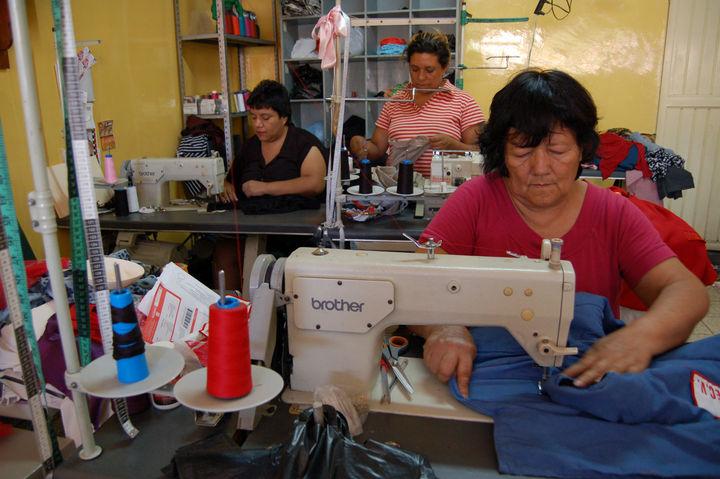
174, 0, 279, 165
279, 0, 460, 146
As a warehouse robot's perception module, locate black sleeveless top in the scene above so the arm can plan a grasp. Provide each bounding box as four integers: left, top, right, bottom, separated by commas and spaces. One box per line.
227, 125, 327, 197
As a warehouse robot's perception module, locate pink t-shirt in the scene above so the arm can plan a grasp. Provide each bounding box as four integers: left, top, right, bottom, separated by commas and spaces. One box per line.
420, 172, 675, 316
375, 80, 485, 178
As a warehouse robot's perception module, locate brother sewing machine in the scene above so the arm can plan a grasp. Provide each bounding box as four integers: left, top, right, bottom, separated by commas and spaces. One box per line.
248, 238, 578, 422
128, 157, 225, 209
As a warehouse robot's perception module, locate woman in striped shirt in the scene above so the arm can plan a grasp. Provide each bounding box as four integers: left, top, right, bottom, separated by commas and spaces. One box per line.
348, 31, 485, 178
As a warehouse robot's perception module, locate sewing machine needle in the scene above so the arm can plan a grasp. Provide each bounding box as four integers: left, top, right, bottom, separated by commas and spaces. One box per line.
538, 367, 550, 395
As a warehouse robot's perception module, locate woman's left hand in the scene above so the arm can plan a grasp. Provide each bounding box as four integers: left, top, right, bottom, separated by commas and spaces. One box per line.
428, 134, 458, 151
242, 180, 267, 197
561, 326, 654, 387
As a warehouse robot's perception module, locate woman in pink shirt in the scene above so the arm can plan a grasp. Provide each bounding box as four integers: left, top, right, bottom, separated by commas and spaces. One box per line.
415, 69, 709, 397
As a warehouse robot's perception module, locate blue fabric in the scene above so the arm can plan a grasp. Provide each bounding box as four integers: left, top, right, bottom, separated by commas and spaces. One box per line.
376, 44, 406, 55
449, 293, 720, 478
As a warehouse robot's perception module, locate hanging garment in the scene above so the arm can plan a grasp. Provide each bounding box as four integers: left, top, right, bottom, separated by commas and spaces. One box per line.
311, 6, 348, 70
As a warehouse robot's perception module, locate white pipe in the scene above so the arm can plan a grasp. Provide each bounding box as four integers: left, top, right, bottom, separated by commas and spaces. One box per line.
7, 0, 100, 460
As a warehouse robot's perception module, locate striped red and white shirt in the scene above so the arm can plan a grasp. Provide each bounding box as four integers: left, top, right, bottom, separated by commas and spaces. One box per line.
375, 79, 485, 178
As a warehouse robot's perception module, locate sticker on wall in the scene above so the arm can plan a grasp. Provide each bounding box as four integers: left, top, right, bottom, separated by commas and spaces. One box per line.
97, 120, 116, 150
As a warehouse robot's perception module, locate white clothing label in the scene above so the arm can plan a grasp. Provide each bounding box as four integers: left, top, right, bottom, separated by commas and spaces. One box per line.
691, 371, 720, 418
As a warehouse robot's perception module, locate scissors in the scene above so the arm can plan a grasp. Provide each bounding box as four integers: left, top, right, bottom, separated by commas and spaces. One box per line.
381, 336, 414, 395
379, 358, 391, 404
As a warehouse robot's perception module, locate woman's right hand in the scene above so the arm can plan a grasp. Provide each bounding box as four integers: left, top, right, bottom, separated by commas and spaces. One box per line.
422, 325, 477, 398
218, 180, 237, 203
349, 135, 367, 159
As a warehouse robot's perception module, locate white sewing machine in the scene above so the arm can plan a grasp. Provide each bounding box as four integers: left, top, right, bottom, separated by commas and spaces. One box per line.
429, 150, 484, 188
249, 240, 578, 422
128, 157, 225, 208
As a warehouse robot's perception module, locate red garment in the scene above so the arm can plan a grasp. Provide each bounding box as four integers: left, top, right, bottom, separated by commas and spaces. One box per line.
380, 37, 406, 46
0, 259, 71, 310
597, 133, 651, 180
69, 303, 103, 344
609, 187, 718, 311
420, 173, 675, 317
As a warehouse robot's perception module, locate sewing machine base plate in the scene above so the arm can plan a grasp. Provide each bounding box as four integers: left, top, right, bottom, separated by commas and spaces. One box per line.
281, 357, 492, 423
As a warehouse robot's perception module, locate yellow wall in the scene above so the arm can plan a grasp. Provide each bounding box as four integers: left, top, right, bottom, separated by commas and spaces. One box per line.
463, 0, 669, 133
1, 0, 668, 259
0, 0, 276, 259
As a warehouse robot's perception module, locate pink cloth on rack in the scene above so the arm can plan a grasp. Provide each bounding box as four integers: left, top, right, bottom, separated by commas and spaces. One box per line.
311, 6, 348, 70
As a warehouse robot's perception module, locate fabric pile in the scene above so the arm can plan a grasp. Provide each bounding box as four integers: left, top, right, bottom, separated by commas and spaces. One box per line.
281, 0, 321, 17
450, 292, 720, 478
376, 36, 406, 55
341, 198, 408, 222
589, 130, 695, 200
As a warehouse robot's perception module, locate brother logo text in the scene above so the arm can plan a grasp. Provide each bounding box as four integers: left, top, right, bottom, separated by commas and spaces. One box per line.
311, 297, 365, 312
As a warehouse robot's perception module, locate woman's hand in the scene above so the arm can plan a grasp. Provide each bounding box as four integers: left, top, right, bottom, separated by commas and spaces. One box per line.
422, 325, 477, 398
562, 326, 654, 387
242, 180, 267, 198
349, 135, 367, 159
218, 180, 237, 202
428, 134, 459, 151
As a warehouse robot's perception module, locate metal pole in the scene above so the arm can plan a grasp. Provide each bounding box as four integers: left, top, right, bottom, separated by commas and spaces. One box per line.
7, 0, 101, 460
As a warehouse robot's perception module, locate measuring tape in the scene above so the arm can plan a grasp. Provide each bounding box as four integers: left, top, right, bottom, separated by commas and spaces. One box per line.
215, 0, 233, 171
50, 0, 92, 368
0, 121, 62, 472
57, 0, 137, 438
68, 150, 93, 366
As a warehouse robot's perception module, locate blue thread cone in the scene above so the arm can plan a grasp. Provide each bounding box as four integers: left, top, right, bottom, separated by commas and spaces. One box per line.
111, 288, 149, 383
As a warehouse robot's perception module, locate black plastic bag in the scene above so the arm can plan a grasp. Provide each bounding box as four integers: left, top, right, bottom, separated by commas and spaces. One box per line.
162, 432, 281, 479
275, 405, 438, 478
163, 405, 437, 479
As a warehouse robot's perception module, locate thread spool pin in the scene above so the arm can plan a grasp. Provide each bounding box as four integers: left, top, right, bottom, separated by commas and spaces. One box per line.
114, 262, 122, 291
218, 270, 226, 306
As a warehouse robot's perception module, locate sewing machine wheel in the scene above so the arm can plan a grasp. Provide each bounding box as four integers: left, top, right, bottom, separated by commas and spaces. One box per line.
269, 257, 286, 293
249, 254, 276, 301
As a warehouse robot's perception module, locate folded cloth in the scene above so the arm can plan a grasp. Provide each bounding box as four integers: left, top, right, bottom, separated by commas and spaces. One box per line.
450, 292, 720, 478
380, 36, 406, 46
376, 44, 406, 55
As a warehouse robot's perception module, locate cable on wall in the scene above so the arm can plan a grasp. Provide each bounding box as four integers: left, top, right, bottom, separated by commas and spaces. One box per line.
527, 0, 573, 68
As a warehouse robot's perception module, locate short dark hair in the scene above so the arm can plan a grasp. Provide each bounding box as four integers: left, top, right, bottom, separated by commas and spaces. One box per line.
479, 69, 599, 178
247, 80, 291, 121
405, 31, 450, 68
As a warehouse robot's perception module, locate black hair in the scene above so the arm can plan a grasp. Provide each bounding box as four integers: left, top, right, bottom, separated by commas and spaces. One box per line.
405, 31, 451, 69
247, 80, 291, 121
479, 69, 599, 178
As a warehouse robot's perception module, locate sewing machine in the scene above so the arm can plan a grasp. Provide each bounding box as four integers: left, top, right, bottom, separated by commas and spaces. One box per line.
249, 240, 578, 422
429, 150, 484, 187
128, 157, 225, 208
